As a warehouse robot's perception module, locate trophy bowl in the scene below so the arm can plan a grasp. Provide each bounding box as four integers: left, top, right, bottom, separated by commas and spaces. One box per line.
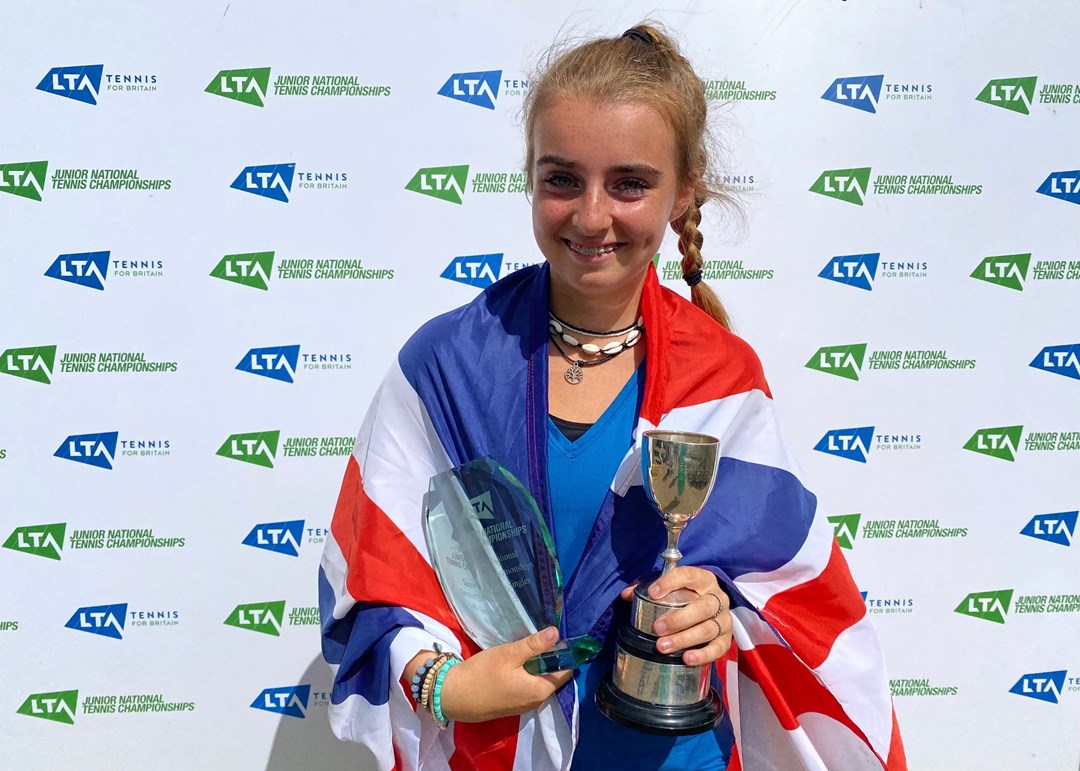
596, 429, 724, 735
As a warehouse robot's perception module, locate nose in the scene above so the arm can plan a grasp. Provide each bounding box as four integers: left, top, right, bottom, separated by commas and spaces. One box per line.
572, 184, 612, 236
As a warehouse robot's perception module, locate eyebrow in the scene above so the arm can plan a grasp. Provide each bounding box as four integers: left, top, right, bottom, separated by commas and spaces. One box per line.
536, 155, 663, 177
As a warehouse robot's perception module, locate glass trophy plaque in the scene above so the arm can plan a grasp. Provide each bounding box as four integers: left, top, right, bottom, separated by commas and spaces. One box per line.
423, 456, 601, 674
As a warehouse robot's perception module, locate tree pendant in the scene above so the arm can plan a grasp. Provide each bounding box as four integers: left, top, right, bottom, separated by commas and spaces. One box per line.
564, 362, 584, 385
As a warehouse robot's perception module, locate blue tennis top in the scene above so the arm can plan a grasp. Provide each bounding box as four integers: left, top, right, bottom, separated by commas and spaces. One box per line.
547, 364, 731, 771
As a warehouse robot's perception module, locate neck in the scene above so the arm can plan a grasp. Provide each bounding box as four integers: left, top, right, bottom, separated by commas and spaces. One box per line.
548, 278, 645, 334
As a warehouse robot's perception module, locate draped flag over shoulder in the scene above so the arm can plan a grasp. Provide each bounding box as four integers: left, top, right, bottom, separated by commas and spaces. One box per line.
319, 263, 906, 771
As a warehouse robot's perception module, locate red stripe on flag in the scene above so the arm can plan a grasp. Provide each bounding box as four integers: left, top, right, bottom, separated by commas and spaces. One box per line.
449, 717, 520, 771
329, 456, 478, 655
760, 540, 865, 669
887, 708, 908, 770
640, 268, 772, 424
738, 643, 883, 766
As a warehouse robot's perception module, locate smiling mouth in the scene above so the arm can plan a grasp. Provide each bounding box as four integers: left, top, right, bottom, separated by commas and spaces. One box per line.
564, 240, 622, 256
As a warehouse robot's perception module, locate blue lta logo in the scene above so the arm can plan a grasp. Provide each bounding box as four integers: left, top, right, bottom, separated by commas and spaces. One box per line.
1020, 512, 1077, 547
821, 75, 884, 114
44, 251, 110, 290
65, 603, 128, 639
814, 427, 874, 463
819, 253, 878, 291
1009, 670, 1066, 704
231, 163, 295, 203
251, 685, 310, 718
54, 432, 119, 470
37, 65, 104, 105
437, 71, 501, 110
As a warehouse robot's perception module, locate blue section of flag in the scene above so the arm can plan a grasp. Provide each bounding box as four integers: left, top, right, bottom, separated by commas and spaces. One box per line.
64, 603, 128, 639
1020, 512, 1077, 547
44, 251, 110, 290
230, 163, 295, 203
243, 520, 305, 556
236, 345, 300, 383
818, 253, 878, 291
814, 427, 875, 463
437, 70, 502, 109
36, 65, 104, 105
54, 431, 119, 470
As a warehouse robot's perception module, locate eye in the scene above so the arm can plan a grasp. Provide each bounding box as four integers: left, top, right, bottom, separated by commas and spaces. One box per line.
615, 178, 649, 195
543, 173, 576, 189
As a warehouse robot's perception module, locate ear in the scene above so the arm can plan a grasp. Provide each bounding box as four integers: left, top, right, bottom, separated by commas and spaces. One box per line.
670, 174, 696, 223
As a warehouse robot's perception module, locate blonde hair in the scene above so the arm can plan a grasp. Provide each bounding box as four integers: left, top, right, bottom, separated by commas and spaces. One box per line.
524, 23, 732, 330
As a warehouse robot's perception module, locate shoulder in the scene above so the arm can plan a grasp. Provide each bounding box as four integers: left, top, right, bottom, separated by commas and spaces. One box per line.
657, 285, 770, 402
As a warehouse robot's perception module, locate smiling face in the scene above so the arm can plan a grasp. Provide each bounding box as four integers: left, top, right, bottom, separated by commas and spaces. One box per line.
530, 97, 693, 323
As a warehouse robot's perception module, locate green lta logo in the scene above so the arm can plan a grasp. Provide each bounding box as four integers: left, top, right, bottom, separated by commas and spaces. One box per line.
3, 523, 66, 560
0, 161, 49, 202
17, 690, 79, 724
954, 589, 1013, 624
970, 253, 1029, 291
975, 77, 1037, 115
210, 251, 274, 290
205, 67, 271, 107
405, 165, 469, 204
828, 514, 862, 549
806, 344, 866, 381
216, 431, 279, 468
0, 345, 57, 384
810, 167, 871, 205
224, 600, 285, 636
963, 425, 1023, 462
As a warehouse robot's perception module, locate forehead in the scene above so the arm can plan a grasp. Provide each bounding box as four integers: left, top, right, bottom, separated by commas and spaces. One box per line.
531, 97, 678, 170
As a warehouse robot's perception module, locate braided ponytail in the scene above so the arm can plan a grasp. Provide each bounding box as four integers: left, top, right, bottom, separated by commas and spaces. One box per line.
525, 21, 735, 331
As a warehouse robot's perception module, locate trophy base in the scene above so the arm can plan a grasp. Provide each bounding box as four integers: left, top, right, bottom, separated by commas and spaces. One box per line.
595, 678, 723, 736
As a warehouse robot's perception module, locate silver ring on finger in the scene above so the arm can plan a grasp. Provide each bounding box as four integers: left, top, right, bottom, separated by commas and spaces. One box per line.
710, 617, 723, 640
706, 592, 724, 619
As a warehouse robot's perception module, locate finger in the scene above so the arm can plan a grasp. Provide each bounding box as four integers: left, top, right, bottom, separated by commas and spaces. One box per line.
505, 626, 560, 666
655, 617, 724, 656
619, 583, 639, 601
539, 669, 574, 689
681, 632, 732, 667
647, 566, 721, 599
653, 594, 724, 636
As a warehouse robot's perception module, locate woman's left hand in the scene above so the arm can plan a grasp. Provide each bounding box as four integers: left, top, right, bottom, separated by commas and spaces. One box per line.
619, 566, 733, 667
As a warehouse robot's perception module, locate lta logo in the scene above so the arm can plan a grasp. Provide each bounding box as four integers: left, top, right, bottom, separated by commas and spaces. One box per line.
37, 65, 104, 105
819, 253, 878, 291
251, 685, 310, 718
1021, 512, 1077, 547
971, 253, 1029, 291
55, 432, 119, 470
441, 253, 502, 288
45, 251, 110, 290
438, 71, 501, 110
17, 690, 79, 725
231, 163, 295, 203
2, 523, 67, 561
216, 431, 279, 468
0, 161, 49, 202
963, 425, 1023, 462
828, 514, 861, 549
805, 344, 866, 381
1037, 171, 1080, 205
406, 165, 469, 204
0, 345, 57, 384
809, 168, 871, 206
976, 77, 1037, 115
205, 68, 271, 107
821, 75, 884, 114
236, 346, 300, 383
210, 251, 274, 291
225, 601, 285, 636
954, 589, 1013, 624
243, 520, 304, 557
1030, 344, 1080, 380
1009, 670, 1066, 704
814, 426, 874, 463
65, 603, 128, 640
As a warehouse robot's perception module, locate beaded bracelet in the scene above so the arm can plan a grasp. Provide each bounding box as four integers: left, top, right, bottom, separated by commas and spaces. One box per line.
410, 643, 448, 707
430, 657, 461, 728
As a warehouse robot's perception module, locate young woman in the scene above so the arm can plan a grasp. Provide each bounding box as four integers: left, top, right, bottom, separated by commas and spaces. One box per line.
320, 24, 905, 771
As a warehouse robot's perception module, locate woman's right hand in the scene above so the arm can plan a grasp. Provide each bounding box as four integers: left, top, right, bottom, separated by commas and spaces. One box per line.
437, 627, 573, 722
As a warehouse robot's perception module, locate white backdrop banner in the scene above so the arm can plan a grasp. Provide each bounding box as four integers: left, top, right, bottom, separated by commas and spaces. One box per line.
2, 1, 1078, 769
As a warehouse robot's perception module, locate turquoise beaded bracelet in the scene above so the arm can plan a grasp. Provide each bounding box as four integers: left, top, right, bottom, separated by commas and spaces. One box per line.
431, 657, 461, 727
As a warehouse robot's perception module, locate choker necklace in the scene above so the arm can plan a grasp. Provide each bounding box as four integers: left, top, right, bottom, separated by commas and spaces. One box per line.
549, 333, 620, 385
548, 312, 644, 356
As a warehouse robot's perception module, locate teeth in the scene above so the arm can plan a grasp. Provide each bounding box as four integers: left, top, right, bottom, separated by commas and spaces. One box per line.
568, 242, 618, 256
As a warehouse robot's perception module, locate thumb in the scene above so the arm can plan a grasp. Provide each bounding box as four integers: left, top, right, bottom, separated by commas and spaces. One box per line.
511, 626, 559, 662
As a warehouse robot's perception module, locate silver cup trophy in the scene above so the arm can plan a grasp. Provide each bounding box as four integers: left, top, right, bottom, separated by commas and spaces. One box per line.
596, 430, 724, 735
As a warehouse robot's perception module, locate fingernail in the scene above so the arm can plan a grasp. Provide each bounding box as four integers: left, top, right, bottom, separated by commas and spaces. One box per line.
685, 653, 698, 666
657, 639, 672, 653
653, 620, 668, 635
541, 627, 558, 643
648, 584, 661, 599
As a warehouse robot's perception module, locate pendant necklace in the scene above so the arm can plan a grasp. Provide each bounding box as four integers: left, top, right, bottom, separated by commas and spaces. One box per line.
549, 332, 617, 385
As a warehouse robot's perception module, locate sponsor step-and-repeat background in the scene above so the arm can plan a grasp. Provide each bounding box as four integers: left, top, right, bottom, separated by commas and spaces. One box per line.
2, 2, 1078, 769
